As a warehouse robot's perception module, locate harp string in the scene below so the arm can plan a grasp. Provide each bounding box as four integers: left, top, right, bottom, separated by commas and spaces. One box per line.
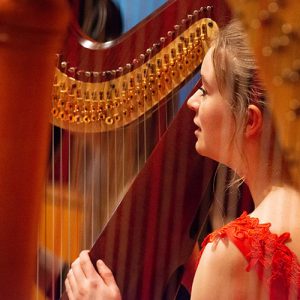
37, 1, 223, 299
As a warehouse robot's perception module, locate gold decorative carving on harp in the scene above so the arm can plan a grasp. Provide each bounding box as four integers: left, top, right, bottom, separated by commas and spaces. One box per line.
37, 1, 232, 300
52, 17, 217, 132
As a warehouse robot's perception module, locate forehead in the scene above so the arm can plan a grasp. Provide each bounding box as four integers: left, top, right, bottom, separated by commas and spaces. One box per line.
201, 47, 217, 86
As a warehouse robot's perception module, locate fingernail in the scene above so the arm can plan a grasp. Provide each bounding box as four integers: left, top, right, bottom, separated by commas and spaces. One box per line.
97, 259, 104, 266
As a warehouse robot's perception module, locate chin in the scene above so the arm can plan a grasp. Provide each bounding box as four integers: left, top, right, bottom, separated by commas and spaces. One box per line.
195, 143, 207, 157
195, 143, 219, 162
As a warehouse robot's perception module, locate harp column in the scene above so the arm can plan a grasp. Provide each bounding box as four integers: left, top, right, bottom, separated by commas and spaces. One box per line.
0, 1, 69, 299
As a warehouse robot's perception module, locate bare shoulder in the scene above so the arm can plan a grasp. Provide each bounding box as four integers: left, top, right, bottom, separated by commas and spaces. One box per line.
191, 237, 267, 300
252, 186, 300, 254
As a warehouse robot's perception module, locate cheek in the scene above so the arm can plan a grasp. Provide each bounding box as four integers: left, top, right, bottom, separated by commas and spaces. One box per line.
199, 104, 228, 132
199, 104, 235, 148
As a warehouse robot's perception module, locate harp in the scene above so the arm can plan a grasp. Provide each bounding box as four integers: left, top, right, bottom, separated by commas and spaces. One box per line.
41, 1, 232, 300
1, 0, 298, 300
45, 1, 300, 298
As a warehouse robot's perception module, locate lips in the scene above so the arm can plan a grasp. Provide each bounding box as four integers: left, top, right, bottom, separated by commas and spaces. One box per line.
193, 118, 201, 132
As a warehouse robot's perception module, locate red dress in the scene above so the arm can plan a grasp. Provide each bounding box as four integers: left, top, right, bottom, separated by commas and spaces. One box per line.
200, 212, 300, 299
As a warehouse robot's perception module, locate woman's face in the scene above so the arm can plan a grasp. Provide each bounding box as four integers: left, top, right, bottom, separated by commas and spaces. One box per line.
187, 47, 237, 165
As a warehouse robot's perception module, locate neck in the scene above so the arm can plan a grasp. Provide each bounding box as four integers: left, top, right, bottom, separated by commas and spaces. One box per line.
244, 166, 277, 207
231, 140, 288, 208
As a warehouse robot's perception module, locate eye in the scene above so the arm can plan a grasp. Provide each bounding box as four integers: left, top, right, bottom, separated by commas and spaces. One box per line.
198, 87, 207, 96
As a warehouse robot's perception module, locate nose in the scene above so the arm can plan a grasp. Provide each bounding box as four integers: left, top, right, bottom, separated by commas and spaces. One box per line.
187, 91, 200, 112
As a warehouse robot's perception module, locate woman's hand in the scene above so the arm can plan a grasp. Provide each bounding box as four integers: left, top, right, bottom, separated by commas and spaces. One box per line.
65, 250, 121, 300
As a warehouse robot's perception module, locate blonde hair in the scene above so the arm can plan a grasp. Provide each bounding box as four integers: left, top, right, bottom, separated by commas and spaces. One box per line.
212, 20, 266, 132
211, 20, 292, 187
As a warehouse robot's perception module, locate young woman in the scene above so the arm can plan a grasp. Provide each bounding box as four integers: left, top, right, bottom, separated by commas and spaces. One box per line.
65, 21, 300, 300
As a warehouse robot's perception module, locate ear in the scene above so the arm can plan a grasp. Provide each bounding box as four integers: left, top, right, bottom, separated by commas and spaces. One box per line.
245, 104, 263, 138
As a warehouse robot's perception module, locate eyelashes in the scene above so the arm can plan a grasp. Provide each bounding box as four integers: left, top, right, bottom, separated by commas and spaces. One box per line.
198, 87, 207, 96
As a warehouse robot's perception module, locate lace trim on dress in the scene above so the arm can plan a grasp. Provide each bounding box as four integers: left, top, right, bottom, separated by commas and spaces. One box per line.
201, 212, 300, 296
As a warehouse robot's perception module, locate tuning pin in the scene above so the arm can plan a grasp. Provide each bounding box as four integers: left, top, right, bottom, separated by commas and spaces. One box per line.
139, 53, 146, 63
146, 48, 152, 54
204, 6, 212, 18
167, 30, 175, 40
152, 43, 161, 53
174, 24, 181, 33
126, 63, 132, 72
111, 70, 117, 78
102, 70, 117, 81
132, 58, 139, 66
160, 37, 166, 44
76, 70, 83, 79
60, 61, 67, 69
92, 71, 99, 78
103, 70, 116, 81
68, 67, 76, 78
101, 71, 107, 81
132, 58, 143, 69
116, 67, 123, 77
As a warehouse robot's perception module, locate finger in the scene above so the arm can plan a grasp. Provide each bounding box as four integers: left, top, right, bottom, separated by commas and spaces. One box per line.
71, 257, 87, 283
97, 260, 117, 287
65, 277, 75, 300
79, 250, 100, 279
66, 269, 78, 297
